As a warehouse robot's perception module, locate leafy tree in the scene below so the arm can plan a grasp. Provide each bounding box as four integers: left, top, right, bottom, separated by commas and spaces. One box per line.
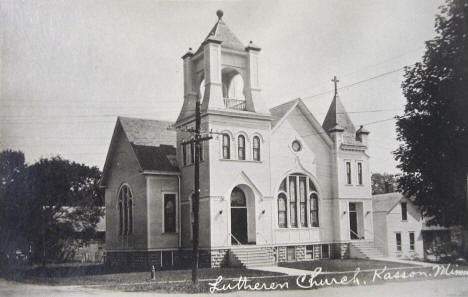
395, 0, 468, 228
371, 173, 398, 195
0, 152, 104, 266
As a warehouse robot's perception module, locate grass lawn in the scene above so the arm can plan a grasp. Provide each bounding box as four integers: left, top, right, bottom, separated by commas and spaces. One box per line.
279, 258, 418, 272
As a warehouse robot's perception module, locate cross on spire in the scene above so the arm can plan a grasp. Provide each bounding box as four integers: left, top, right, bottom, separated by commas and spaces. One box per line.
331, 75, 339, 97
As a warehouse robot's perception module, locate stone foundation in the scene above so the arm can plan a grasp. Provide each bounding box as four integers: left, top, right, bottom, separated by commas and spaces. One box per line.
106, 243, 350, 270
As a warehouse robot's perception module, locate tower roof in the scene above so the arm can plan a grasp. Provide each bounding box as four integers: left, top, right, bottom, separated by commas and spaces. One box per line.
322, 76, 356, 137
195, 10, 245, 54
322, 94, 356, 135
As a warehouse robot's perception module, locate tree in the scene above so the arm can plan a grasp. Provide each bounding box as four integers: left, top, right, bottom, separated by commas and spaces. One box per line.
371, 173, 398, 195
0, 152, 104, 266
395, 0, 468, 229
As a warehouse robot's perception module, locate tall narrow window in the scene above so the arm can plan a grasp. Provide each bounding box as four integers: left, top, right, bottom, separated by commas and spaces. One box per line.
238, 135, 246, 160
118, 201, 123, 235
118, 184, 133, 236
409, 232, 415, 251
401, 202, 408, 221
346, 161, 352, 184
299, 176, 307, 227
128, 199, 133, 235
252, 136, 260, 161
278, 193, 287, 228
289, 176, 297, 227
357, 162, 363, 185
164, 194, 176, 233
310, 193, 319, 227
396, 232, 402, 251
182, 144, 187, 166
190, 142, 195, 164
222, 134, 230, 159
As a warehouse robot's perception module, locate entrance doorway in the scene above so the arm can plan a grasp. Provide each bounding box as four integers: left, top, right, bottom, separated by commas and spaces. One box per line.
230, 187, 248, 244
349, 202, 364, 240
349, 203, 359, 239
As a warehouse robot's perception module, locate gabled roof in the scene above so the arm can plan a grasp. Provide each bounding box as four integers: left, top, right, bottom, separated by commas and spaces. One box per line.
195, 17, 245, 54
322, 94, 356, 136
269, 98, 333, 147
372, 192, 404, 213
269, 99, 300, 129
101, 117, 178, 186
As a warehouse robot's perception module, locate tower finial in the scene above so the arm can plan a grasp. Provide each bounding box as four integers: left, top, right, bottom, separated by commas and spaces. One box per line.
331, 75, 340, 97
216, 9, 224, 20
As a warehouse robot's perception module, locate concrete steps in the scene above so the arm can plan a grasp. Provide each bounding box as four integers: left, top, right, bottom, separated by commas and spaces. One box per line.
351, 241, 385, 259
229, 246, 275, 268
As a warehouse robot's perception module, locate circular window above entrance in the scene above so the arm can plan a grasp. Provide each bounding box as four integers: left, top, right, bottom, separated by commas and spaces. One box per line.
292, 140, 302, 152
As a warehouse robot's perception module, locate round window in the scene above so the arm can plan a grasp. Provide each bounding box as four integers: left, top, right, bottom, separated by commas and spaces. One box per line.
292, 140, 302, 152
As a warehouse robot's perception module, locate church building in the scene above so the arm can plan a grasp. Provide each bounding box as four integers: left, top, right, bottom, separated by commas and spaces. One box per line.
101, 10, 374, 269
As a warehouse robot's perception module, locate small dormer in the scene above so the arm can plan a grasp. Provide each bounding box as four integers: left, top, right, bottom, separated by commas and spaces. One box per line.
176, 10, 270, 124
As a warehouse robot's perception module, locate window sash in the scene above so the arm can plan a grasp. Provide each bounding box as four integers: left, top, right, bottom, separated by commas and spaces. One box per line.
396, 233, 402, 251
409, 232, 415, 250
253, 137, 260, 161
164, 194, 176, 233
357, 162, 363, 185
346, 162, 352, 184
238, 136, 245, 160
401, 203, 408, 221
222, 134, 230, 159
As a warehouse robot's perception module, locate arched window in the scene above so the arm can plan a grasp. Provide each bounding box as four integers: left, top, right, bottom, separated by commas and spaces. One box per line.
238, 135, 246, 160
118, 184, 133, 236
222, 134, 230, 159
253, 136, 260, 161
278, 193, 287, 228
277, 174, 318, 228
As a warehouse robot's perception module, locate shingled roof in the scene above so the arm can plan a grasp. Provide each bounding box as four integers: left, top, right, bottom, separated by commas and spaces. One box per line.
269, 99, 300, 129
101, 117, 178, 186
373, 192, 403, 213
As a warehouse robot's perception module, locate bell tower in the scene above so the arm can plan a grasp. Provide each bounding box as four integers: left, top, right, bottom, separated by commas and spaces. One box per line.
176, 10, 270, 124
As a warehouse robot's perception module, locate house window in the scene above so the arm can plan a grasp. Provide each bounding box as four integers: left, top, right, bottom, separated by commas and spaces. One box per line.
396, 232, 402, 251
277, 174, 318, 228
346, 161, 352, 184
305, 245, 314, 260
310, 193, 319, 227
252, 136, 260, 161
238, 135, 246, 160
164, 193, 177, 233
357, 162, 363, 185
277, 193, 287, 228
118, 184, 133, 236
222, 134, 230, 159
409, 232, 415, 251
401, 202, 407, 221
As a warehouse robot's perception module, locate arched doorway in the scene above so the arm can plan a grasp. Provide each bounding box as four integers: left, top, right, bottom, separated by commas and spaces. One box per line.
230, 187, 248, 244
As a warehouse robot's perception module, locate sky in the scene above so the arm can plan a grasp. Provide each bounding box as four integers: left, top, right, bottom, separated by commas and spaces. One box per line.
0, 0, 445, 173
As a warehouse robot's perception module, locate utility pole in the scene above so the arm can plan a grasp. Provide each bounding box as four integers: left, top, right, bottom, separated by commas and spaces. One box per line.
180, 98, 212, 285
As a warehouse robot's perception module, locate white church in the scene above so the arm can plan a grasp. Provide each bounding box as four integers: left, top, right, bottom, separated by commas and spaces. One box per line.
101, 10, 377, 269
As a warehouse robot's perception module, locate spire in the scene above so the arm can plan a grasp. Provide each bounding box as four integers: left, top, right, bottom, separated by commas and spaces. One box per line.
322, 76, 356, 136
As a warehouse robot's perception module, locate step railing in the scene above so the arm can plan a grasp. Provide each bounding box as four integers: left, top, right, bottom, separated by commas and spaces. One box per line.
350, 229, 364, 240
230, 233, 242, 245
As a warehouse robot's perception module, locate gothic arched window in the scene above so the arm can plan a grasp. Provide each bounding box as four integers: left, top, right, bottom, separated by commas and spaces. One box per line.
238, 135, 246, 160
277, 174, 319, 228
118, 184, 133, 236
253, 136, 260, 161
222, 134, 231, 159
